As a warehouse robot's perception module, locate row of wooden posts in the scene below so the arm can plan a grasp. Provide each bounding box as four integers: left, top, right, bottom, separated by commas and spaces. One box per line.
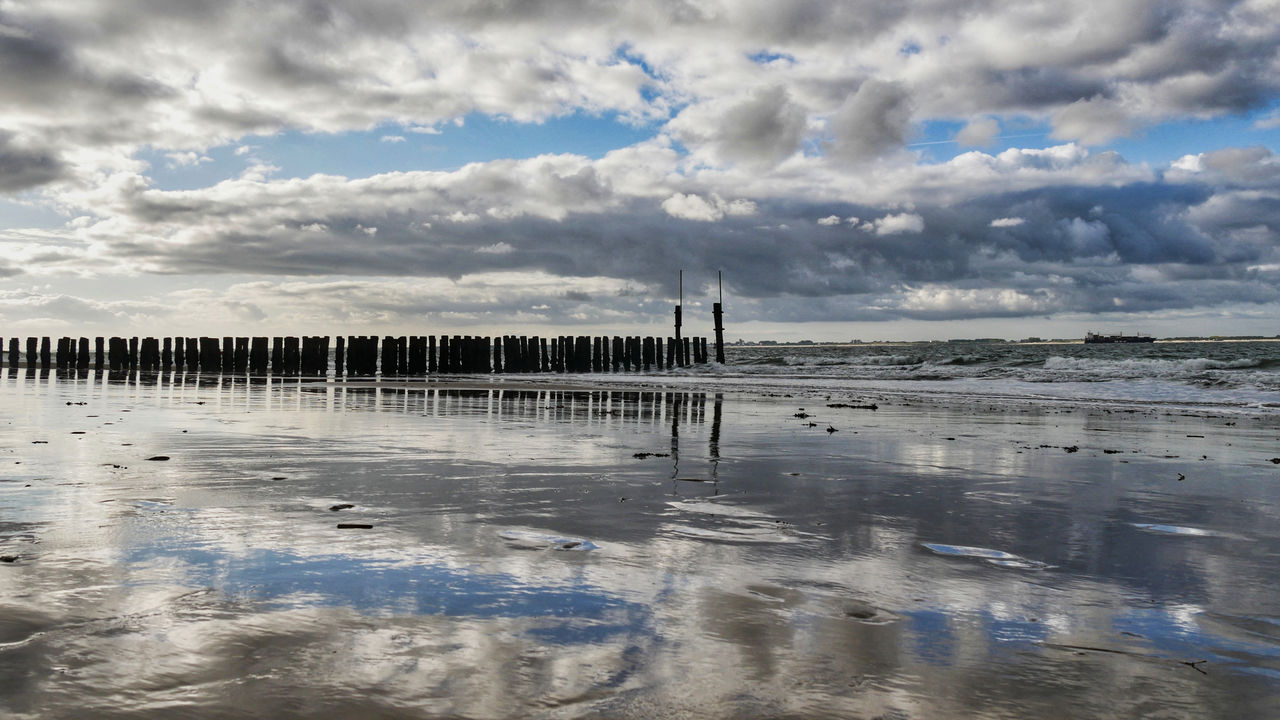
0, 335, 713, 376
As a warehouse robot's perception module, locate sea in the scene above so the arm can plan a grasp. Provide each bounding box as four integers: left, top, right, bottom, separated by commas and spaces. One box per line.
629, 341, 1280, 413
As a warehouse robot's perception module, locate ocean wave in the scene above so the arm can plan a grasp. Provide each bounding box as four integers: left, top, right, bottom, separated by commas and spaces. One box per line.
1043, 356, 1263, 377
709, 342, 1280, 412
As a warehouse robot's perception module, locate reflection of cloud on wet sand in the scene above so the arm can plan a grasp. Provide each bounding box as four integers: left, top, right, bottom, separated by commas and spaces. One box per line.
2, 374, 1279, 717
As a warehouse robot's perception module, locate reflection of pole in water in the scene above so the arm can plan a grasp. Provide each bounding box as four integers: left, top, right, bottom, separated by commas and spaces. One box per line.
669, 391, 680, 482
710, 393, 722, 482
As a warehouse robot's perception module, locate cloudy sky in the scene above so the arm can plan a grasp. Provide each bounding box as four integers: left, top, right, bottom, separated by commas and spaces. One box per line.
2, 0, 1278, 341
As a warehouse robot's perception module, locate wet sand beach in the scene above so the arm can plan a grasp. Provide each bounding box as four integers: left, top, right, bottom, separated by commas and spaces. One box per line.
2, 370, 1279, 718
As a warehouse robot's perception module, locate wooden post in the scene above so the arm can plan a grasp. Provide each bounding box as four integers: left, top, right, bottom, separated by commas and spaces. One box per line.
351, 337, 363, 376
234, 337, 249, 373
219, 336, 232, 373
540, 338, 550, 372
197, 337, 212, 372
127, 335, 141, 368
185, 338, 198, 372
173, 337, 184, 370
713, 304, 726, 364
428, 335, 437, 374
247, 337, 265, 374
683, 337, 691, 366
631, 336, 642, 370
140, 337, 156, 370
299, 337, 312, 375
333, 336, 345, 377
655, 338, 664, 369
270, 338, 282, 374
161, 337, 172, 369
55, 338, 68, 369
592, 337, 602, 372
40, 337, 52, 369
9, 338, 20, 369
318, 336, 331, 376
283, 337, 299, 376
27, 338, 36, 370
643, 337, 655, 371
408, 336, 423, 376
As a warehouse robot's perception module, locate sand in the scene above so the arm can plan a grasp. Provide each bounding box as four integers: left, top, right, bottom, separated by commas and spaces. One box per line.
2, 370, 1279, 719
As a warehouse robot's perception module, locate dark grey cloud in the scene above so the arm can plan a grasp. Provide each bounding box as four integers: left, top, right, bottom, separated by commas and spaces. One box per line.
826, 80, 912, 163
0, 132, 66, 192
67, 143, 1275, 324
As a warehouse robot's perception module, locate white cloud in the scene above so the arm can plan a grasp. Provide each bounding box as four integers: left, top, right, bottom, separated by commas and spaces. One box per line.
660, 193, 757, 222
897, 286, 1057, 316
165, 151, 212, 168
990, 217, 1024, 228
380, 135, 406, 143
662, 193, 723, 222
817, 215, 841, 226
874, 212, 925, 235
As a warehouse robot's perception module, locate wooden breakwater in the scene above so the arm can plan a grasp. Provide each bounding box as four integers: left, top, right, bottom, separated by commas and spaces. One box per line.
0, 334, 713, 376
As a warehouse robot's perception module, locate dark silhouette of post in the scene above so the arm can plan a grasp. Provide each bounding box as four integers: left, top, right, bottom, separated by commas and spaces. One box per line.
713, 271, 726, 363
673, 270, 683, 367
250, 337, 268, 374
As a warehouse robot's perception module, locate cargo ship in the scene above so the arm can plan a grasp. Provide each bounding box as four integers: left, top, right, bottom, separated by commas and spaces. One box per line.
1084, 331, 1155, 344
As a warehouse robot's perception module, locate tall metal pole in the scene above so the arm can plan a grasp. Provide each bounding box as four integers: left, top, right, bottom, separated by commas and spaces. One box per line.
673, 270, 683, 366
713, 270, 725, 363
